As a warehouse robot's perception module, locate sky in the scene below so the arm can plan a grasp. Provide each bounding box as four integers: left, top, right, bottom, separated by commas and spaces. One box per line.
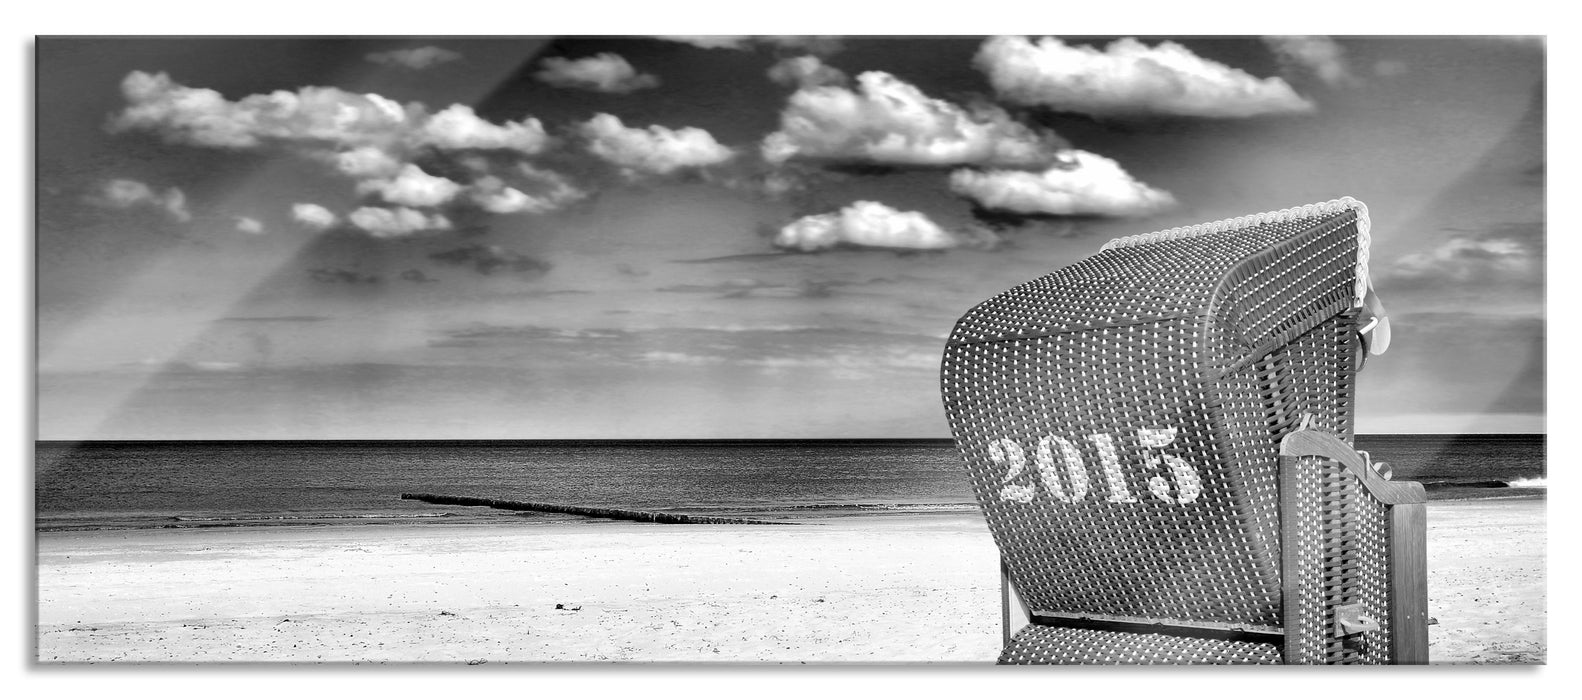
33, 34, 1546, 439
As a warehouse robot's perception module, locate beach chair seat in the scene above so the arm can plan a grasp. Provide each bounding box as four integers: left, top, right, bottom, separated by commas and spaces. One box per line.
940, 198, 1428, 664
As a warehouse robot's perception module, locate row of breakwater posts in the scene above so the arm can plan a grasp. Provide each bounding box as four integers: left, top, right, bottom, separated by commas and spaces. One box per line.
400, 493, 796, 525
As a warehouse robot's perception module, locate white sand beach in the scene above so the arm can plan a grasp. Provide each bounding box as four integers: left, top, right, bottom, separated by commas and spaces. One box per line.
35, 498, 1545, 664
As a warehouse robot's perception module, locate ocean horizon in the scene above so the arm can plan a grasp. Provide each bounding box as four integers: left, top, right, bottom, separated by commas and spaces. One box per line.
35, 434, 1546, 532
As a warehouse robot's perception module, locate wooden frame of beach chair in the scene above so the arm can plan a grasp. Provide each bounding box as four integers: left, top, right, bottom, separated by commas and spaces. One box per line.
942, 198, 1428, 664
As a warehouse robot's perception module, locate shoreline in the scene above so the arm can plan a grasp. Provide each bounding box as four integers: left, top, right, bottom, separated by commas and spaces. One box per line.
34, 491, 1546, 534
36, 499, 1544, 664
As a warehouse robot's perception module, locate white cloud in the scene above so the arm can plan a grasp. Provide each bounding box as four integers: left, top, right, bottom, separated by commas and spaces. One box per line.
949, 150, 1176, 217
111, 71, 547, 155
762, 71, 1065, 167
1263, 36, 1355, 87
355, 164, 464, 207
534, 53, 660, 93
418, 104, 549, 154
234, 216, 265, 234
332, 146, 404, 178
775, 201, 957, 252
88, 178, 191, 223
107, 72, 568, 230
111, 71, 410, 149
579, 113, 735, 175
291, 202, 339, 230
768, 55, 847, 88
975, 36, 1315, 118
469, 165, 586, 214
366, 46, 463, 70
348, 206, 452, 238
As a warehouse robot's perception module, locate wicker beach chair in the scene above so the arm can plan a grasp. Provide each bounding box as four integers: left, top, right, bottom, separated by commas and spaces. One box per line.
940, 198, 1428, 664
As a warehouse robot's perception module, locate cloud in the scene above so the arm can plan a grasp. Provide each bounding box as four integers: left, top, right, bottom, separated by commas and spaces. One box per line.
768, 55, 848, 88
974, 36, 1314, 118
111, 71, 548, 155
948, 150, 1176, 217
108, 72, 570, 236
762, 71, 1066, 167
87, 178, 191, 223
429, 243, 552, 276
774, 201, 957, 252
291, 202, 339, 230
355, 163, 464, 207
469, 164, 586, 214
579, 113, 735, 175
347, 206, 453, 238
366, 46, 463, 70
533, 53, 660, 93
111, 71, 409, 149
234, 216, 265, 234
332, 146, 405, 178
419, 104, 549, 153
1263, 36, 1356, 87
1385, 229, 1543, 285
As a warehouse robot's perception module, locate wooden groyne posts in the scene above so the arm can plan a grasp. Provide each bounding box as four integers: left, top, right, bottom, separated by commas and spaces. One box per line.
400, 493, 795, 525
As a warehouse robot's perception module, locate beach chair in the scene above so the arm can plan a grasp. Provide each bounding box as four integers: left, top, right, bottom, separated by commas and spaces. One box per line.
940, 198, 1428, 664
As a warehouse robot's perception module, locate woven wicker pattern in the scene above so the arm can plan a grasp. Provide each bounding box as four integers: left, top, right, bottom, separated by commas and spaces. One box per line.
999, 626, 1281, 665
1355, 487, 1392, 663
942, 199, 1393, 664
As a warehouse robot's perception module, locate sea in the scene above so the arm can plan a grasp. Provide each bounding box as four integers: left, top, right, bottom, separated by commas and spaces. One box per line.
34, 435, 1546, 532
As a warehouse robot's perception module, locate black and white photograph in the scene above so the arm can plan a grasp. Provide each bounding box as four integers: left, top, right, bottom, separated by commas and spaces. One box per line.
24, 16, 1547, 674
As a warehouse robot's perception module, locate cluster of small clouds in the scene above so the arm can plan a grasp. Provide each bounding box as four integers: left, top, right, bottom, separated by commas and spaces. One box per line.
762, 71, 1067, 168
109, 66, 744, 238
109, 71, 555, 238
534, 53, 660, 94
366, 46, 463, 70
86, 178, 191, 223
103, 36, 1345, 253
975, 36, 1314, 118
757, 35, 1363, 250
111, 71, 549, 154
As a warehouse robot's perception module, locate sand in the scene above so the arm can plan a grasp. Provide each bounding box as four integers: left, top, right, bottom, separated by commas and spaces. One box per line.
34, 498, 1545, 664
